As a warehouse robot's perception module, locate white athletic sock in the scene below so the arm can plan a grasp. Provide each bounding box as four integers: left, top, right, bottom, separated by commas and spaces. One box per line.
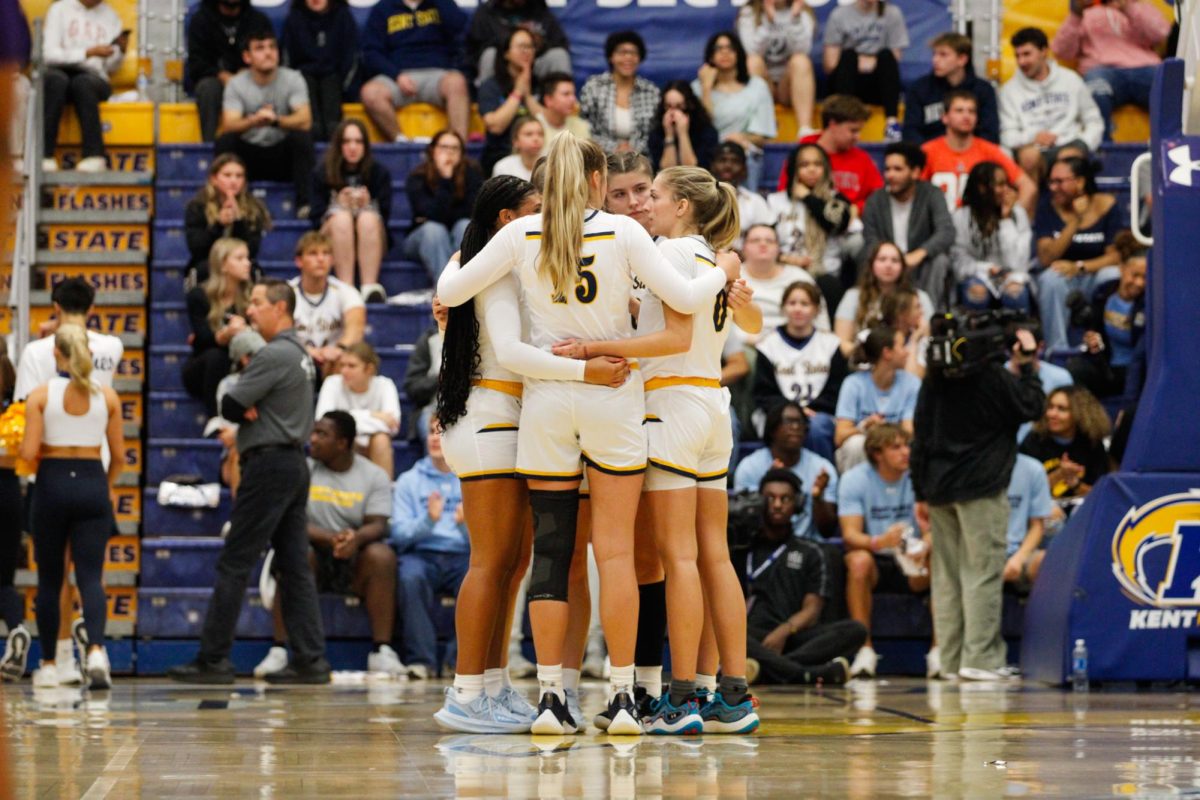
635, 666, 662, 697
563, 668, 581, 692
501, 665, 514, 689
483, 668, 504, 698
453, 673, 485, 703
56, 639, 73, 662
609, 663, 635, 699
696, 673, 718, 694
537, 663, 565, 702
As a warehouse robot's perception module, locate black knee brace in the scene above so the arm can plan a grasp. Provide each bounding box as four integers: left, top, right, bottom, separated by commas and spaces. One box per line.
527, 489, 580, 602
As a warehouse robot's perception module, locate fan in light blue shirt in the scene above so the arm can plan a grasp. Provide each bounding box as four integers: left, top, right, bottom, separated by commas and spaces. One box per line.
1003, 454, 1055, 582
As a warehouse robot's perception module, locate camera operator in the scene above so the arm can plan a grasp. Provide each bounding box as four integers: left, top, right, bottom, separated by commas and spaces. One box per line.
911, 320, 1045, 681
1066, 230, 1146, 399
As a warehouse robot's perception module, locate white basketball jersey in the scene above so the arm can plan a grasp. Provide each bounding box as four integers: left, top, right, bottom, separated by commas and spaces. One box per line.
474, 272, 525, 383
755, 328, 842, 406
640, 236, 730, 383
14, 330, 124, 401
288, 276, 364, 349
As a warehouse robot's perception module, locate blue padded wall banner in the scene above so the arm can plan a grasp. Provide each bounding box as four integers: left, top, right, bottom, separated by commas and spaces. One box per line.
184, 0, 953, 88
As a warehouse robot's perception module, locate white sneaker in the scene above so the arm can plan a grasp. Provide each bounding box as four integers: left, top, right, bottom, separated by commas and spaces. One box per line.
0, 624, 32, 681
367, 644, 406, 676
849, 646, 878, 678
958, 666, 1007, 682
507, 649, 536, 678
407, 663, 430, 680
253, 646, 289, 678
86, 648, 112, 689
925, 646, 943, 679
55, 640, 83, 685
33, 663, 59, 688
42, 157, 59, 173
581, 649, 606, 679
361, 283, 387, 303
75, 156, 107, 173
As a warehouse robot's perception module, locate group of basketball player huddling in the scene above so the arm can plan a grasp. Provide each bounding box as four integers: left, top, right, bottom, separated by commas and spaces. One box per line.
431, 132, 762, 736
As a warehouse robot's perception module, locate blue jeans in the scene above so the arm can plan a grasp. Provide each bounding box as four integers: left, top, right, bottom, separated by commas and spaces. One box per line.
1036, 266, 1121, 351
397, 550, 469, 668
804, 411, 836, 463
1084, 65, 1156, 140
958, 276, 1033, 314
403, 218, 471, 283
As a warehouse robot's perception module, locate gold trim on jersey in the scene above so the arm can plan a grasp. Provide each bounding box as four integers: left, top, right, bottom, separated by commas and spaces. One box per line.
458, 468, 519, 481
695, 253, 716, 267
581, 452, 647, 475
514, 468, 585, 481
470, 379, 524, 398
644, 376, 721, 391
478, 423, 519, 433
583, 231, 616, 241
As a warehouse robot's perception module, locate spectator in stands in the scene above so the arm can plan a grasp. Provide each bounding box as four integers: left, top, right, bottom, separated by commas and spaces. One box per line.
478, 29, 544, 176
740, 226, 831, 341
1009, 320, 1074, 444
835, 242, 933, 357
880, 288, 929, 379
834, 326, 920, 474
1034, 156, 1123, 351
710, 142, 775, 245
768, 143, 857, 305
215, 27, 315, 219
737, 0, 818, 137
41, 0, 127, 173
183, 237, 253, 418
741, 470, 866, 686
1019, 385, 1111, 499
390, 420, 469, 679
492, 117, 544, 180
747, 279, 844, 435
839, 424, 930, 679
22, 324, 125, 690
1052, 0, 1171, 140
208, 330, 265, 500
315, 342, 402, 479
404, 131, 483, 282
402, 296, 447, 443
952, 161, 1034, 313
4, 3, 31, 173
288, 231, 366, 376
312, 119, 392, 304
902, 32, 999, 145
604, 151, 653, 234
1001, 27, 1103, 181
861, 142, 955, 308
735, 404, 839, 539
1068, 231, 1146, 398
467, 0, 571, 85
921, 90, 1036, 217
184, 153, 271, 289
281, 0, 358, 143
783, 95, 882, 214
186, 0, 273, 143
647, 80, 719, 172
1003, 453, 1055, 589
255, 411, 403, 678
693, 31, 777, 190
537, 72, 589, 145
360, 0, 470, 143
578, 31, 659, 155
822, 0, 909, 141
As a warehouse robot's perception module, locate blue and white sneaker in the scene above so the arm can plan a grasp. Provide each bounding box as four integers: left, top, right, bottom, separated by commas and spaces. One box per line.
531, 691, 577, 735
699, 692, 760, 734
433, 688, 531, 734
497, 685, 538, 722
644, 694, 703, 735
564, 687, 586, 734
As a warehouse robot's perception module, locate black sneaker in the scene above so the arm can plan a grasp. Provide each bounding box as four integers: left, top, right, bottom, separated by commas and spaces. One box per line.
531, 691, 577, 735
263, 659, 332, 685
167, 658, 236, 684
602, 691, 643, 736
634, 686, 656, 721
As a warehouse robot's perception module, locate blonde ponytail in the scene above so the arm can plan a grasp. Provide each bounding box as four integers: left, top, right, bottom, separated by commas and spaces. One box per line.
55, 324, 96, 395
540, 132, 606, 302
656, 166, 741, 251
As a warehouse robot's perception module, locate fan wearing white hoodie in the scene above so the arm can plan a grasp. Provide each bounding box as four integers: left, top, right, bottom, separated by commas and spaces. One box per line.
1000, 27, 1103, 180
42, 0, 127, 173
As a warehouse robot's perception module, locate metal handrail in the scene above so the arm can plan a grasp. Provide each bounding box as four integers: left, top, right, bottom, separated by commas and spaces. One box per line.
12, 18, 44, 361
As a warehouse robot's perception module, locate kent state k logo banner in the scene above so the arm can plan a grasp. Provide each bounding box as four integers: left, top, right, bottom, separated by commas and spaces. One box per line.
1111, 491, 1200, 629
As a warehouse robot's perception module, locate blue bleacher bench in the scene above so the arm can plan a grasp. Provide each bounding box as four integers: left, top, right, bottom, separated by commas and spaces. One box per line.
147, 438, 420, 486
152, 219, 410, 262
155, 179, 413, 225
137, 588, 373, 639
142, 486, 233, 538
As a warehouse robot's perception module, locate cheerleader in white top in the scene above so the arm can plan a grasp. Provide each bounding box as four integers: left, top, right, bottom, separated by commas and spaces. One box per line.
437, 134, 740, 736
432, 175, 630, 734
553, 167, 764, 734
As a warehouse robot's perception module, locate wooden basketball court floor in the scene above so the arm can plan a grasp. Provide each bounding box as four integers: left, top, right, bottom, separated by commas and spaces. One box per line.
3, 677, 1198, 798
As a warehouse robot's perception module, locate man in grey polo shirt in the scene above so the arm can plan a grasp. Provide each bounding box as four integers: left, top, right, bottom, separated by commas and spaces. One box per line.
214, 25, 314, 217
169, 279, 330, 685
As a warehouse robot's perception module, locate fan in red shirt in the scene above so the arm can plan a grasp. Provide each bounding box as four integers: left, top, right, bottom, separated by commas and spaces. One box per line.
776, 94, 882, 213
921, 89, 1037, 216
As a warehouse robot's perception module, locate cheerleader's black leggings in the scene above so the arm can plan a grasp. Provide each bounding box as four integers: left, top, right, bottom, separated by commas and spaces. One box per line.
0, 468, 22, 631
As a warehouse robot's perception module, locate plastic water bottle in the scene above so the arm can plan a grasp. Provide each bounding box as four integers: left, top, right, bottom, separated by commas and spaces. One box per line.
1071, 639, 1089, 692
136, 64, 150, 102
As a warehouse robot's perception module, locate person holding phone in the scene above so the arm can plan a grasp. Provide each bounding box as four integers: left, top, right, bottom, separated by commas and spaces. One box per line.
41, 0, 128, 173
